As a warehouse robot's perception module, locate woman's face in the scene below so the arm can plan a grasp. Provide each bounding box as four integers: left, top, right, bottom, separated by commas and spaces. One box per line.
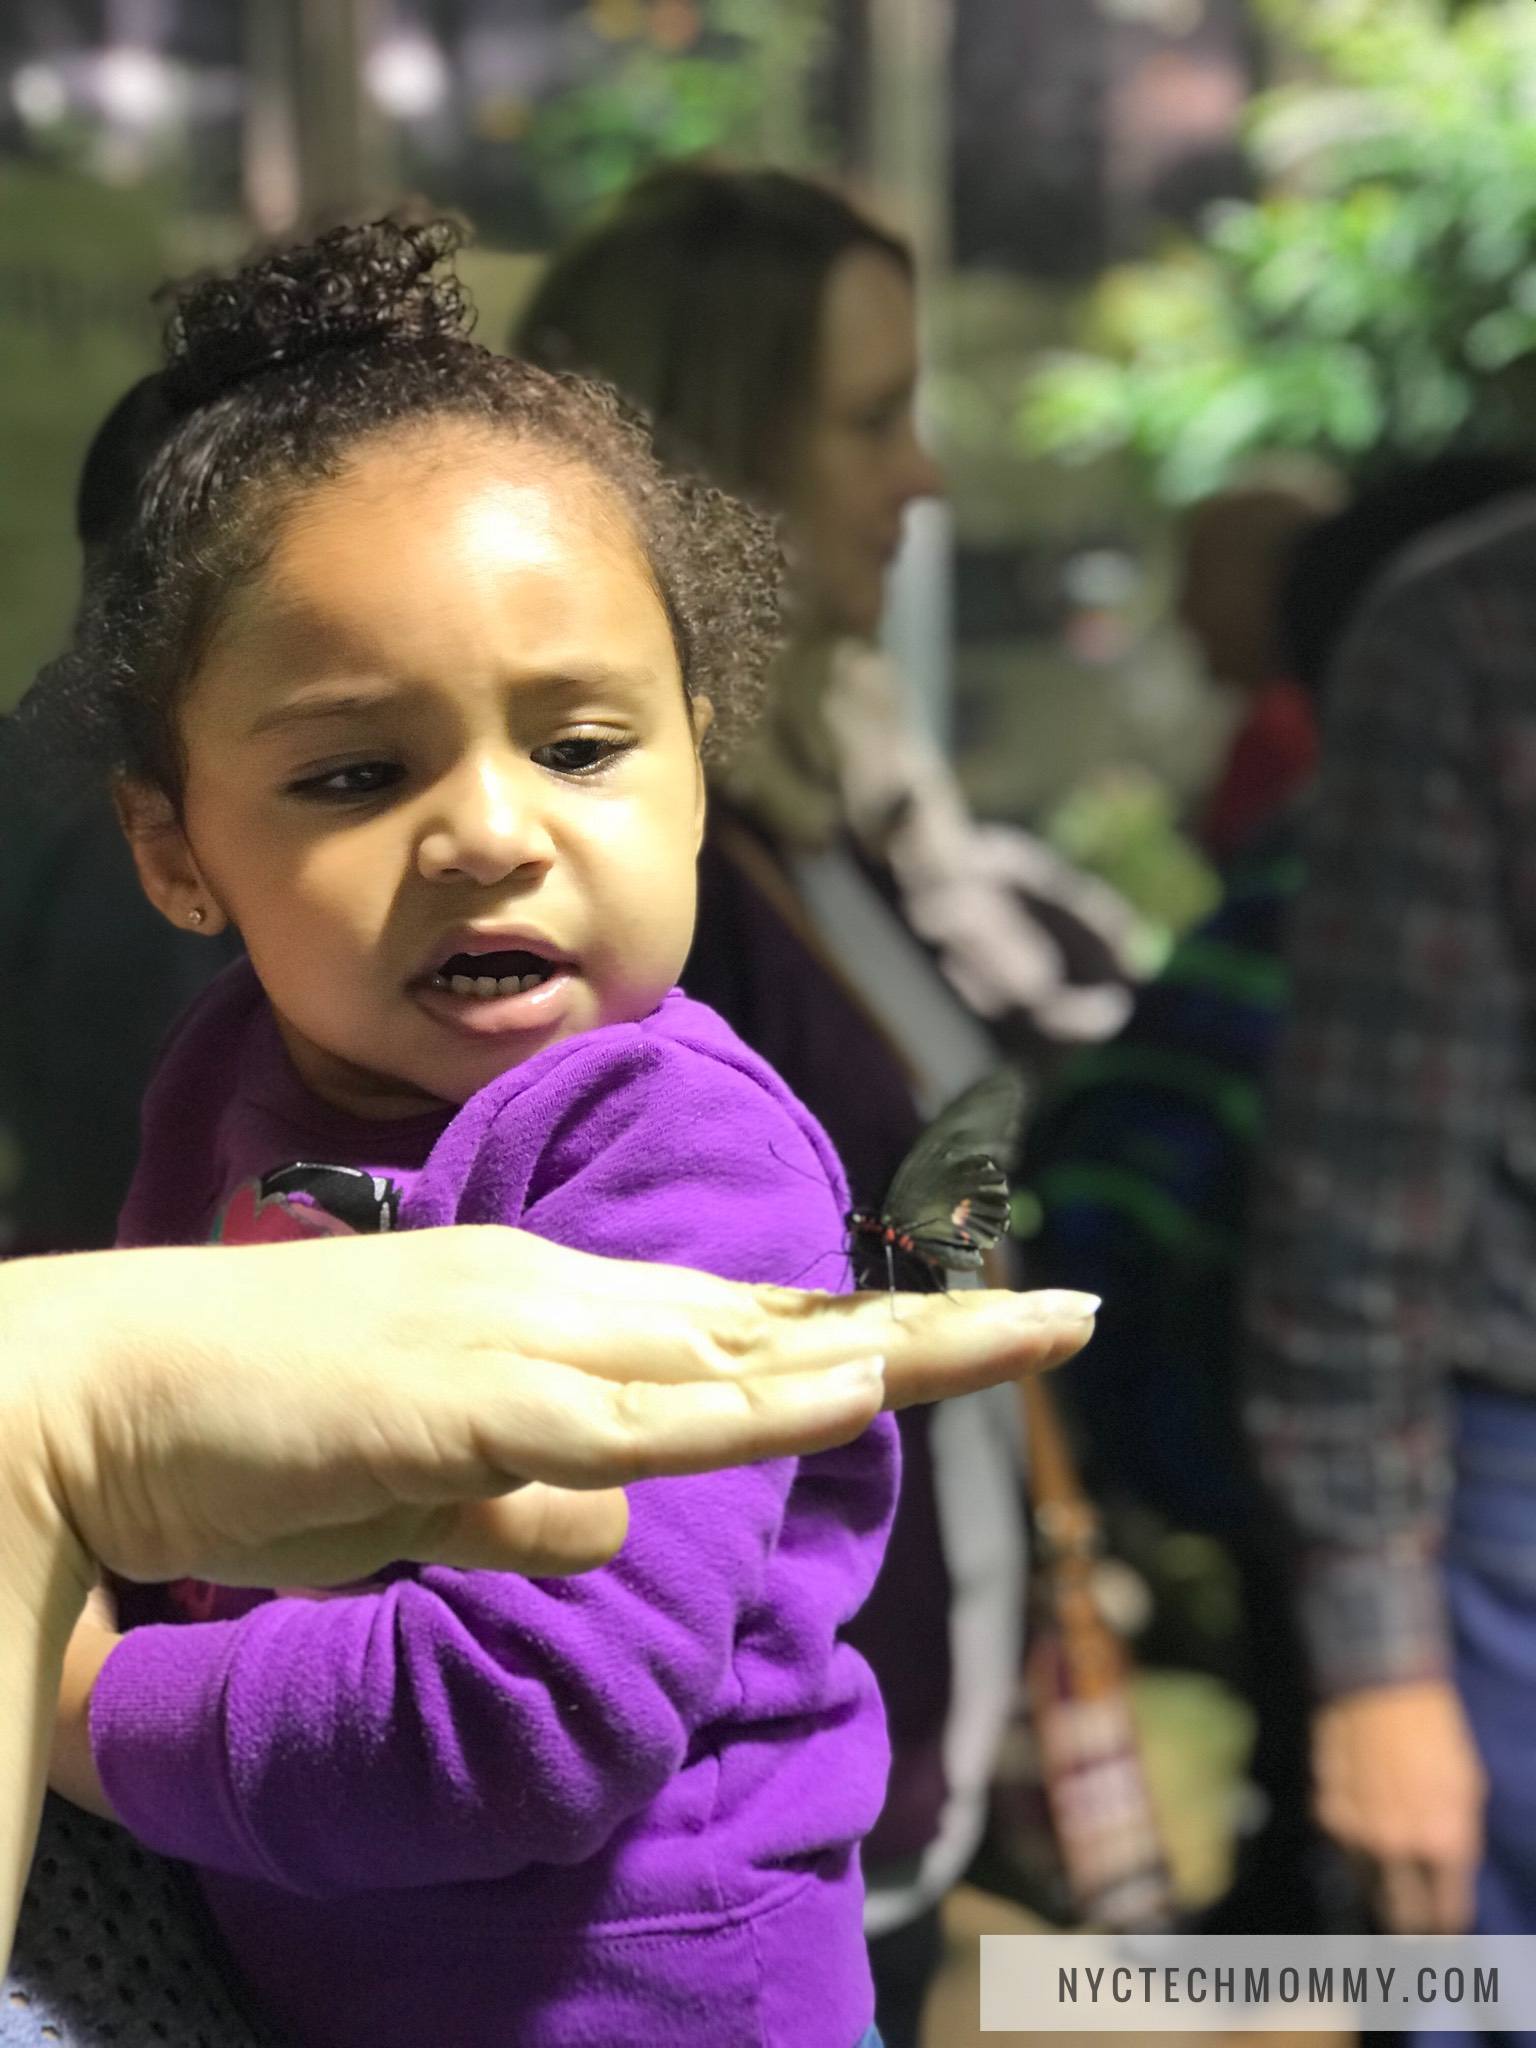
782, 247, 942, 641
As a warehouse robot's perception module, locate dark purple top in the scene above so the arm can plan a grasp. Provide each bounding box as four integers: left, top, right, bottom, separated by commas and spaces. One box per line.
100, 964, 898, 2048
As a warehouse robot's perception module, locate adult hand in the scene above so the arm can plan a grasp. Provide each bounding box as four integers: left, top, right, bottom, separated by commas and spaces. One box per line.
1312, 1679, 1487, 1933
6, 1228, 1096, 1593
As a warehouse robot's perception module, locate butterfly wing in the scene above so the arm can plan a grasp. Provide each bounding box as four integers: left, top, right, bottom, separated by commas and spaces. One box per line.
879, 1067, 1031, 1272
258, 1161, 401, 1234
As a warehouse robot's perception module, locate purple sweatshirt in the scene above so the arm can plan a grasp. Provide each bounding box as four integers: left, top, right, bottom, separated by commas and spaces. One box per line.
101, 963, 898, 2048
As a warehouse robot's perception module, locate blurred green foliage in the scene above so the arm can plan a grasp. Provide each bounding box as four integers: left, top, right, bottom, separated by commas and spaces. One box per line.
1021, 0, 1536, 502
0, 162, 166, 711
523, 0, 833, 233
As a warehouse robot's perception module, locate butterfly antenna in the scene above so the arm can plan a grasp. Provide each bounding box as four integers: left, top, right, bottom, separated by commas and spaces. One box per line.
766, 1139, 831, 1191
766, 1142, 866, 1292
779, 1248, 845, 1291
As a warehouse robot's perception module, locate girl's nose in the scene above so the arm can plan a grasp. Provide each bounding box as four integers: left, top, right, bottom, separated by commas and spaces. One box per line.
416, 758, 555, 887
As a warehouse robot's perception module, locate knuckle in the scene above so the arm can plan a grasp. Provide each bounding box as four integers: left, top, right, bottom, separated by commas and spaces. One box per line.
702, 1301, 767, 1370
599, 1381, 663, 1478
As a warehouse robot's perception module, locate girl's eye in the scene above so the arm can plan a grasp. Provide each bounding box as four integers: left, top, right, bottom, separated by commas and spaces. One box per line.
533, 734, 631, 776
286, 761, 406, 802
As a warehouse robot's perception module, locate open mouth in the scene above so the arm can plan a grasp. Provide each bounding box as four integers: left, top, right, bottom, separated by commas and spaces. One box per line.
427, 949, 564, 999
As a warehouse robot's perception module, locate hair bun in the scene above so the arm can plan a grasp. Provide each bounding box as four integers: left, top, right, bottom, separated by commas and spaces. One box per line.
160, 215, 474, 410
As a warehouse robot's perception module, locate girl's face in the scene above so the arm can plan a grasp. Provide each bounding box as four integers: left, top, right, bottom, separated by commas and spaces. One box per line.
128, 425, 709, 1119
781, 247, 943, 641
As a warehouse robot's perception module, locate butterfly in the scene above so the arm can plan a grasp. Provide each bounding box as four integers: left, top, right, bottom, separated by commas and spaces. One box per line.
213, 1162, 402, 1246
846, 1066, 1031, 1293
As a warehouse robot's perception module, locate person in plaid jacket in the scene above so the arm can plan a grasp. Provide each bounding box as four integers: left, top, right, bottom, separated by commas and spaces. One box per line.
1243, 487, 1536, 1967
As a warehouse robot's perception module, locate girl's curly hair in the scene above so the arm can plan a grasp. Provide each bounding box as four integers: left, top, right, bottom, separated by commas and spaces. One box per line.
32, 216, 784, 802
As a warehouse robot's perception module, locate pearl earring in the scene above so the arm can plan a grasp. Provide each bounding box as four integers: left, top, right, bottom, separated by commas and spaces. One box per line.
187, 906, 206, 927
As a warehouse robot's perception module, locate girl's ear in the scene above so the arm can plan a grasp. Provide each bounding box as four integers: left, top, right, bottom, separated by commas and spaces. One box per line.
114, 778, 230, 937
689, 696, 713, 849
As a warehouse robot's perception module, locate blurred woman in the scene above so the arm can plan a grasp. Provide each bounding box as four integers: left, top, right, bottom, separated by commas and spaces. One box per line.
517, 163, 1136, 2047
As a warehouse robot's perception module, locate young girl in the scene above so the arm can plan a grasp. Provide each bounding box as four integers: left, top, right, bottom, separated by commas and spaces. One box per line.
39, 219, 897, 2048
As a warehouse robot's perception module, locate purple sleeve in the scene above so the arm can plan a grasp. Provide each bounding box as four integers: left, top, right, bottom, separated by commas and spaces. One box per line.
91, 1037, 868, 1894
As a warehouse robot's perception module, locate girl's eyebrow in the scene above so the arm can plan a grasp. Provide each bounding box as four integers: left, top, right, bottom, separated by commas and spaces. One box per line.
516, 663, 665, 706
248, 687, 396, 739
246, 664, 671, 741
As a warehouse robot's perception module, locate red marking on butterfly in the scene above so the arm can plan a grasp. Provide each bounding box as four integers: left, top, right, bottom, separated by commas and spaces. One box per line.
213, 1163, 401, 1245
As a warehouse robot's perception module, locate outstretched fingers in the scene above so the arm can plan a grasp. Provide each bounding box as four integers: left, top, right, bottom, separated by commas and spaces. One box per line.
500, 1256, 1099, 1397
866, 1287, 1099, 1407
188, 1484, 635, 1588
471, 1354, 888, 1490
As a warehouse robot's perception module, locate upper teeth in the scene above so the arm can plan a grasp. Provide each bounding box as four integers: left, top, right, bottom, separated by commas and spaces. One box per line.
432, 971, 547, 997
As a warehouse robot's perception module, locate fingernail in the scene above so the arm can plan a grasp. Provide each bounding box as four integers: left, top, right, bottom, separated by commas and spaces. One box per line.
1010, 1290, 1100, 1319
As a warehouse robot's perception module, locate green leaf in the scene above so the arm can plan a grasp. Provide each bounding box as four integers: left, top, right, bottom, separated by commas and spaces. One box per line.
1021, 0, 1536, 502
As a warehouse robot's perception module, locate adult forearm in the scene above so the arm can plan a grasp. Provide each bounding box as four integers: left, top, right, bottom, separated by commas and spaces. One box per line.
0, 1530, 86, 1973
0, 1360, 94, 1968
